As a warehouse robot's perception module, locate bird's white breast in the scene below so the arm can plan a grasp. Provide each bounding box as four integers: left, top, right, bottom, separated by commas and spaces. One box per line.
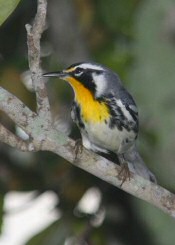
81, 120, 135, 154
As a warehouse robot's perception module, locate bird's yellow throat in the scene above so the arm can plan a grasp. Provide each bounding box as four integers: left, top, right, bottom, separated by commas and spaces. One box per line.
65, 77, 109, 123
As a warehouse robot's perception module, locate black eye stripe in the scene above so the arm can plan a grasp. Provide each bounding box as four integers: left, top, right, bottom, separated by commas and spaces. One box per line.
76, 67, 83, 72
74, 67, 84, 75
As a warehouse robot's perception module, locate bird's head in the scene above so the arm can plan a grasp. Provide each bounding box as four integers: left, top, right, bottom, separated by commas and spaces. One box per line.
43, 62, 120, 99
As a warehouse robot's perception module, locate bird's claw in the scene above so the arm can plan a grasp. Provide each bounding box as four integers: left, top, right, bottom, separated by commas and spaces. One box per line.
118, 162, 131, 187
74, 138, 83, 160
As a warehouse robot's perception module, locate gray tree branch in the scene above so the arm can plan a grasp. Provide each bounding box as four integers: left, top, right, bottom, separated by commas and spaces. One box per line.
0, 0, 175, 219
0, 123, 35, 151
0, 86, 37, 134
26, 0, 51, 123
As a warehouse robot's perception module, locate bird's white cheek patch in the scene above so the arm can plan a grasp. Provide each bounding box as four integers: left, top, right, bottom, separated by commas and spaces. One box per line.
92, 74, 106, 98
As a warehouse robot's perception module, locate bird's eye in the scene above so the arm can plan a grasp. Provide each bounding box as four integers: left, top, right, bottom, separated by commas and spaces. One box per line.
74, 67, 84, 76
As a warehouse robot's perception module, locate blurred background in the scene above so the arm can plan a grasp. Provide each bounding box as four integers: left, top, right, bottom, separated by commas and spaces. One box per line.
0, 0, 175, 244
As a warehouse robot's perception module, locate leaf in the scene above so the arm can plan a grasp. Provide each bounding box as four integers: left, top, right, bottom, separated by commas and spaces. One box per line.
0, 0, 21, 26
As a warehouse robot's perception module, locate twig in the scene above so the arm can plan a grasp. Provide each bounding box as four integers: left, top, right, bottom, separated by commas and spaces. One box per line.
0, 123, 35, 151
26, 0, 51, 123
0, 86, 55, 150
0, 86, 37, 134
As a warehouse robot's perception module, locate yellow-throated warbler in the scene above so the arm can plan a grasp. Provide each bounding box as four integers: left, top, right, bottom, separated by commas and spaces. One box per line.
43, 62, 156, 183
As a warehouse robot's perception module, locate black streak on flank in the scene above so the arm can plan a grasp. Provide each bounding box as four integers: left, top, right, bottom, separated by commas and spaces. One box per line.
108, 104, 138, 133
71, 101, 85, 129
99, 94, 138, 133
125, 105, 139, 132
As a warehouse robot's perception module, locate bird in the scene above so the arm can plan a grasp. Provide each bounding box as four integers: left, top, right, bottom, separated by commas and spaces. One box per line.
43, 62, 156, 184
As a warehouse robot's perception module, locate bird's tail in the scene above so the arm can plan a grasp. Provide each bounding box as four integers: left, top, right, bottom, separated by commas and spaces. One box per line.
123, 145, 157, 183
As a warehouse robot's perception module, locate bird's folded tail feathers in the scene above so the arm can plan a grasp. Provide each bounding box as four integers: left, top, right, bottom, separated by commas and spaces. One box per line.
123, 145, 157, 183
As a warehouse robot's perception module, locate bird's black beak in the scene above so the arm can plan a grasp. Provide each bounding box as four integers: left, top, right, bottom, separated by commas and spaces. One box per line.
43, 71, 68, 79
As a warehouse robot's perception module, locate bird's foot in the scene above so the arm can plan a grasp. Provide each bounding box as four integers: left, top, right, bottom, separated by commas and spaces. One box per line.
118, 158, 131, 187
74, 138, 83, 160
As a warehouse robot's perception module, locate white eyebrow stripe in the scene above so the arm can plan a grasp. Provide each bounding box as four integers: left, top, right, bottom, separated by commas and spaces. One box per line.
76, 63, 104, 71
